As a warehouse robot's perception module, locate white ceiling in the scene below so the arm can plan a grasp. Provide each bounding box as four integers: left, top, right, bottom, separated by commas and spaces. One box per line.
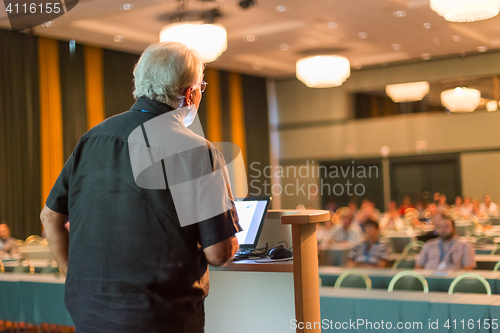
2, 0, 500, 78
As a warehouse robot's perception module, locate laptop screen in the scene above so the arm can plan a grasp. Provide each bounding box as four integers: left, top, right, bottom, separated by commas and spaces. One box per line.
234, 197, 271, 250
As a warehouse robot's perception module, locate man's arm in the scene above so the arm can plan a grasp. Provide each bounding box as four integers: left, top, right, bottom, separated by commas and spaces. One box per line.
377, 259, 389, 268
40, 205, 69, 274
203, 236, 239, 267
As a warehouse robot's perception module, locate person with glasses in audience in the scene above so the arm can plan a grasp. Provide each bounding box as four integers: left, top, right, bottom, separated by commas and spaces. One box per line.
40, 42, 241, 333
416, 214, 475, 271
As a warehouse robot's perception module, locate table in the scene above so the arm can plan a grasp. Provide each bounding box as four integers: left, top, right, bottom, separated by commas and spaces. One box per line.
0, 273, 73, 326
319, 266, 500, 294
320, 288, 500, 333
318, 244, 351, 266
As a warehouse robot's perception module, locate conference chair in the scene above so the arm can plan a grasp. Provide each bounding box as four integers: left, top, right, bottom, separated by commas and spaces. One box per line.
16, 239, 24, 247
388, 271, 429, 293
494, 261, 500, 271
392, 257, 416, 269
41, 265, 60, 274
24, 235, 43, 246
402, 241, 425, 256
12, 262, 35, 274
491, 246, 500, 255
334, 270, 372, 290
476, 236, 495, 245
448, 273, 491, 295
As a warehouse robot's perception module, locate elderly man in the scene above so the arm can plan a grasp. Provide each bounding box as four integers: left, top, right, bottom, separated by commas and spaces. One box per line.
0, 223, 19, 257
346, 219, 392, 268
40, 42, 241, 333
416, 214, 475, 270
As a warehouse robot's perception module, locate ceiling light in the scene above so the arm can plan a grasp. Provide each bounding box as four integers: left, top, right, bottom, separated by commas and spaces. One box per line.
114, 35, 124, 43
392, 43, 401, 50
487, 100, 498, 111
452, 35, 461, 42
120, 3, 133, 10
159, 22, 227, 63
280, 43, 289, 51
41, 21, 52, 27
441, 87, 481, 112
252, 62, 262, 70
275, 5, 287, 12
393, 11, 406, 17
296, 55, 350, 88
430, 0, 500, 22
421, 53, 431, 60
354, 62, 362, 69
245, 35, 256, 42
386, 81, 430, 103
424, 22, 431, 29
328, 21, 338, 28
477, 46, 488, 52
358, 32, 368, 39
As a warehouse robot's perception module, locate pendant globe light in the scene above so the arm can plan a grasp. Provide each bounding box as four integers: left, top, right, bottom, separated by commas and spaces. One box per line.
296, 55, 350, 88
385, 81, 430, 103
160, 22, 227, 63
430, 0, 500, 22
441, 87, 481, 112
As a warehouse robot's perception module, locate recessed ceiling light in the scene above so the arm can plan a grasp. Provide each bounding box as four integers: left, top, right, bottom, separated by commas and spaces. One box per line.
69, 40, 76, 51
327, 21, 337, 28
354, 62, 362, 69
452, 35, 461, 42
280, 43, 289, 51
252, 62, 262, 70
275, 5, 287, 12
477, 46, 487, 52
245, 35, 256, 42
120, 3, 133, 10
392, 43, 401, 51
358, 32, 368, 39
421, 53, 431, 60
423, 23, 431, 29
393, 11, 406, 17
41, 21, 52, 27
114, 35, 124, 43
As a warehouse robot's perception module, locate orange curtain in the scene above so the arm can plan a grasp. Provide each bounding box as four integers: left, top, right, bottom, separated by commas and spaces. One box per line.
84, 45, 105, 130
38, 37, 64, 207
204, 68, 222, 142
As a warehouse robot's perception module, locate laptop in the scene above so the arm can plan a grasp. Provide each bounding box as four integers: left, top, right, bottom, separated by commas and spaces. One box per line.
233, 197, 271, 255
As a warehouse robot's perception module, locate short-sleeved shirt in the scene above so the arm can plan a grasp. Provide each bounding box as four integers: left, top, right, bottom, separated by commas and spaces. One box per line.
332, 223, 363, 244
416, 237, 476, 270
347, 239, 392, 265
46, 97, 242, 333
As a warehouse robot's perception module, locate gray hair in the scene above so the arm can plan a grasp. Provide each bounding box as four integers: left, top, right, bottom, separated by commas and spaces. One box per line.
133, 42, 204, 108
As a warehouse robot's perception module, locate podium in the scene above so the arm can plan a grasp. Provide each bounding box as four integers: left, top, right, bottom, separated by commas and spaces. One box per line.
205, 209, 330, 333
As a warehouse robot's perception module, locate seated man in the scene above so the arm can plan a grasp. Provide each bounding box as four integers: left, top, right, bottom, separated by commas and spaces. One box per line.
332, 210, 362, 244
416, 214, 475, 270
0, 223, 19, 257
346, 219, 391, 268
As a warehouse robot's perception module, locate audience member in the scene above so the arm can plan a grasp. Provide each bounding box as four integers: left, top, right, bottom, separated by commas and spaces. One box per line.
480, 194, 499, 217
472, 198, 488, 220
354, 199, 380, 230
433, 192, 441, 205
437, 194, 449, 213
347, 201, 359, 216
346, 220, 392, 268
415, 199, 427, 220
424, 203, 440, 225
399, 196, 414, 216
0, 223, 19, 257
332, 210, 362, 244
379, 201, 404, 230
416, 214, 475, 270
461, 196, 474, 217
317, 218, 336, 246
451, 196, 463, 218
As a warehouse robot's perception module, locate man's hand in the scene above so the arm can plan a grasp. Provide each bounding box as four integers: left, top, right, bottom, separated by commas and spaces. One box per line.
203, 236, 239, 267
40, 205, 69, 275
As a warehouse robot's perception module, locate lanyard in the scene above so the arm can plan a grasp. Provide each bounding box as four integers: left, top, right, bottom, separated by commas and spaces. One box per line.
438, 239, 455, 262
363, 241, 378, 261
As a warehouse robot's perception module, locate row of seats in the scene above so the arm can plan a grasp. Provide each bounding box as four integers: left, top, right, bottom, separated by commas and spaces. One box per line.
331, 270, 492, 295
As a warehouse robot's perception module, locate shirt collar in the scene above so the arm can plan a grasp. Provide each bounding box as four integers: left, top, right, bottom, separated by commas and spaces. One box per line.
130, 96, 175, 116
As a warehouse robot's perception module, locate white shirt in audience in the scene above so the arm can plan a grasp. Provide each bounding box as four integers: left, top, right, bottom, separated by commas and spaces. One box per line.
331, 222, 363, 244
480, 202, 499, 217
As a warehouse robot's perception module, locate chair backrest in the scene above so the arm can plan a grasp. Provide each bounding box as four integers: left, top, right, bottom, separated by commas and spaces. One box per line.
392, 257, 416, 270
388, 271, 429, 293
39, 239, 48, 247
448, 273, 491, 295
24, 235, 43, 246
334, 270, 372, 290
41, 265, 60, 274
402, 241, 425, 256
494, 261, 500, 271
491, 246, 500, 255
13, 265, 35, 274
476, 236, 495, 245
16, 239, 24, 247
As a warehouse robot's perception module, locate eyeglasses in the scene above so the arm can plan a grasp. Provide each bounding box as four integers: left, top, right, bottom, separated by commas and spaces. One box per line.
200, 81, 207, 93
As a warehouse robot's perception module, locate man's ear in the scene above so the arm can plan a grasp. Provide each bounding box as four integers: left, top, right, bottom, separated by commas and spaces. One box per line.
183, 87, 192, 106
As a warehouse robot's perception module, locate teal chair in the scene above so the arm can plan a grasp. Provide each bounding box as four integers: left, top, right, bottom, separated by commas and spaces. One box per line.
334, 270, 372, 290
392, 257, 416, 269
402, 241, 425, 256
494, 261, 500, 271
41, 265, 60, 274
491, 246, 500, 255
388, 271, 429, 293
476, 236, 494, 245
448, 273, 491, 295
